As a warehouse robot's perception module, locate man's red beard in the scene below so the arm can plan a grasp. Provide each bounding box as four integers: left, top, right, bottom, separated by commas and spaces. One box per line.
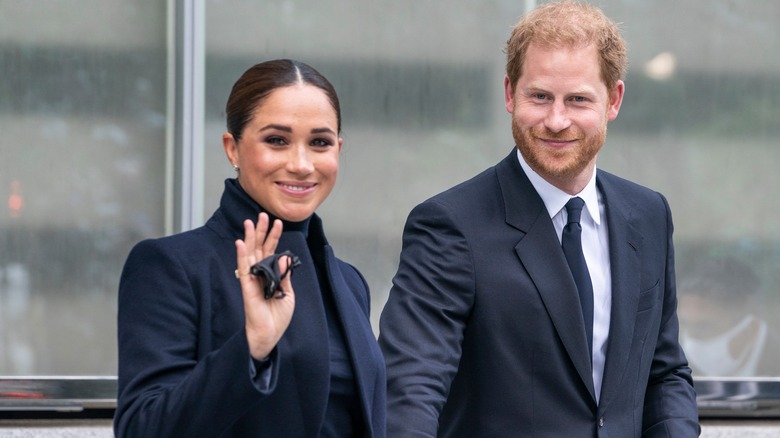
512, 121, 605, 182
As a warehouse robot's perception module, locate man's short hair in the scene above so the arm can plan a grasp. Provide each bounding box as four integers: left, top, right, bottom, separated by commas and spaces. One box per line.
505, 0, 628, 92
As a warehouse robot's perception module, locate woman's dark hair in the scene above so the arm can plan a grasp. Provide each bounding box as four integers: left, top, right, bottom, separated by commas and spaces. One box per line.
225, 59, 341, 141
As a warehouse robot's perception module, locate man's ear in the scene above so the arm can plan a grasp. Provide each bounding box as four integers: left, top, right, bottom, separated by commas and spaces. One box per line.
504, 75, 515, 114
607, 80, 625, 121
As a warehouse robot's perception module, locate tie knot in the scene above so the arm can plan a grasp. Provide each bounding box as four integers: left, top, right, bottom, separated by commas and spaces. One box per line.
565, 197, 585, 225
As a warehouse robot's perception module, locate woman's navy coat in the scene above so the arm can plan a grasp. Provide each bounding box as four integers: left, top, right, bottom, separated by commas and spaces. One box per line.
115, 179, 386, 437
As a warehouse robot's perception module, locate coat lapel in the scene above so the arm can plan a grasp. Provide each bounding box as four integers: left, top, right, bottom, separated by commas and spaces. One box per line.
277, 230, 330, 435
595, 172, 644, 409
497, 152, 596, 400
323, 246, 381, 438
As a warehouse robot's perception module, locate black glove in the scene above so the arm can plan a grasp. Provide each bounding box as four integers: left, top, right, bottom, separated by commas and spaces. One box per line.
250, 250, 301, 299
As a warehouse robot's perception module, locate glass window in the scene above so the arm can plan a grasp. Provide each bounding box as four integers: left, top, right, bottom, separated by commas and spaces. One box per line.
0, 1, 168, 375
599, 0, 780, 381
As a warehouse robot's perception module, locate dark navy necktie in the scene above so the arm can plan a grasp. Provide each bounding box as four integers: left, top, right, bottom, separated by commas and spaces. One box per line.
562, 197, 594, 356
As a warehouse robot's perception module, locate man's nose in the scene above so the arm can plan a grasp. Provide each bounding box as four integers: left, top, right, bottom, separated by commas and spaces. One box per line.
544, 101, 572, 133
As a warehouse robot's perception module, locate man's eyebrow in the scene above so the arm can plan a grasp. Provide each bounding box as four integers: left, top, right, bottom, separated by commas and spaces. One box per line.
524, 85, 597, 96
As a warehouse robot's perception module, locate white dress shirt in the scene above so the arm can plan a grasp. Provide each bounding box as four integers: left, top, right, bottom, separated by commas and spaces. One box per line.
517, 150, 612, 402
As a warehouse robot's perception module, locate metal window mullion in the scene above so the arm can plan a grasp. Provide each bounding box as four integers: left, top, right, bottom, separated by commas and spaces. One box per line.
167, 0, 205, 234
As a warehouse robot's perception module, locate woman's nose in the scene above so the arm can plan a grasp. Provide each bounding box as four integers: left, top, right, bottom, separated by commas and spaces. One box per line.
287, 145, 314, 174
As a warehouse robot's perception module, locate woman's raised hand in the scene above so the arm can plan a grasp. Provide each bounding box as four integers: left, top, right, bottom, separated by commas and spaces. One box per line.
235, 212, 296, 360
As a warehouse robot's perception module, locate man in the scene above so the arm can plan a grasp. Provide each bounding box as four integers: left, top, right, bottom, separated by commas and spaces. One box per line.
378, 1, 699, 436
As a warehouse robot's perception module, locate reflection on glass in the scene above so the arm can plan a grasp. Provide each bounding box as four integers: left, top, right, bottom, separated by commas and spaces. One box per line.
679, 256, 780, 377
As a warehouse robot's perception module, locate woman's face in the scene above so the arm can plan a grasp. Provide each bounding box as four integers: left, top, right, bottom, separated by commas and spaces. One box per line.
223, 84, 342, 222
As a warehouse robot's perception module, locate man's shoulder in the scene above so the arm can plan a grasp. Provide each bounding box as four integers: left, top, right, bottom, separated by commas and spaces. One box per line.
596, 169, 672, 222
422, 163, 503, 211
597, 168, 665, 200
426, 151, 521, 205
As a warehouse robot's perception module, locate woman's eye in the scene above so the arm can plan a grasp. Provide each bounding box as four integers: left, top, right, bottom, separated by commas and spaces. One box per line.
311, 138, 333, 147
265, 136, 286, 145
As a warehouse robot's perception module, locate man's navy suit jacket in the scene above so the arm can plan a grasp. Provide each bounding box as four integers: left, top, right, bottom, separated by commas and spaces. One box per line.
379, 150, 699, 437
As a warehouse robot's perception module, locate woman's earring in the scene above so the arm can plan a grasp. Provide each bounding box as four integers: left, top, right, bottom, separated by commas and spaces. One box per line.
232, 164, 239, 172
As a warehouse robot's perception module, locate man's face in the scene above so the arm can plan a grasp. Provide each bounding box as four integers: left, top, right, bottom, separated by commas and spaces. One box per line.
504, 43, 624, 193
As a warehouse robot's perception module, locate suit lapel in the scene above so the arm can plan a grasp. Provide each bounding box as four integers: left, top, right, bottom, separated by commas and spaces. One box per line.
595, 172, 643, 409
497, 151, 596, 400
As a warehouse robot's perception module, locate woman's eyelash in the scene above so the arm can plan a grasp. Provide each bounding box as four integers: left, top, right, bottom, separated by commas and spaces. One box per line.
265, 136, 286, 145
312, 138, 333, 146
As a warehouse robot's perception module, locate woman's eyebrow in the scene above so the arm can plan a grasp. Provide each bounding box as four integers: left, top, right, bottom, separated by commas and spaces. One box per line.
259, 124, 292, 133
311, 127, 337, 135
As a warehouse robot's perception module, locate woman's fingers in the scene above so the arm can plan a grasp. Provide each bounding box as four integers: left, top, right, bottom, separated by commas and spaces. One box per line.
277, 255, 295, 296
238, 213, 286, 292
252, 213, 269, 261
250, 212, 282, 260
235, 214, 297, 360
235, 238, 246, 274
262, 218, 283, 257
243, 219, 258, 266
238, 213, 293, 297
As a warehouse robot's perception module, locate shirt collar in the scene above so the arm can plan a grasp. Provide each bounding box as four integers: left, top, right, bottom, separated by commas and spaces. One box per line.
516, 149, 601, 225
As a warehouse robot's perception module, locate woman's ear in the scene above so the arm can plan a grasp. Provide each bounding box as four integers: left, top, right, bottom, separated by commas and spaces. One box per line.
223, 132, 239, 167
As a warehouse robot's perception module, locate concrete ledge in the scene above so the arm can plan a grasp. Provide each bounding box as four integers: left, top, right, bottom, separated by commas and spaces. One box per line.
0, 420, 113, 437
701, 419, 780, 437
0, 418, 778, 436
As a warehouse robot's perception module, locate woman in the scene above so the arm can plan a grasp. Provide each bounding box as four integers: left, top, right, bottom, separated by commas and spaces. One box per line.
114, 59, 386, 437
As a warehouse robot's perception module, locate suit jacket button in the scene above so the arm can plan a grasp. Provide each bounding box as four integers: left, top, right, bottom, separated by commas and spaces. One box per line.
598, 416, 605, 427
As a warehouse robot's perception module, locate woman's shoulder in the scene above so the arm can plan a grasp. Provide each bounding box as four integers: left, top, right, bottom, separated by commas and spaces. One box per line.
125, 224, 230, 270
134, 225, 214, 251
